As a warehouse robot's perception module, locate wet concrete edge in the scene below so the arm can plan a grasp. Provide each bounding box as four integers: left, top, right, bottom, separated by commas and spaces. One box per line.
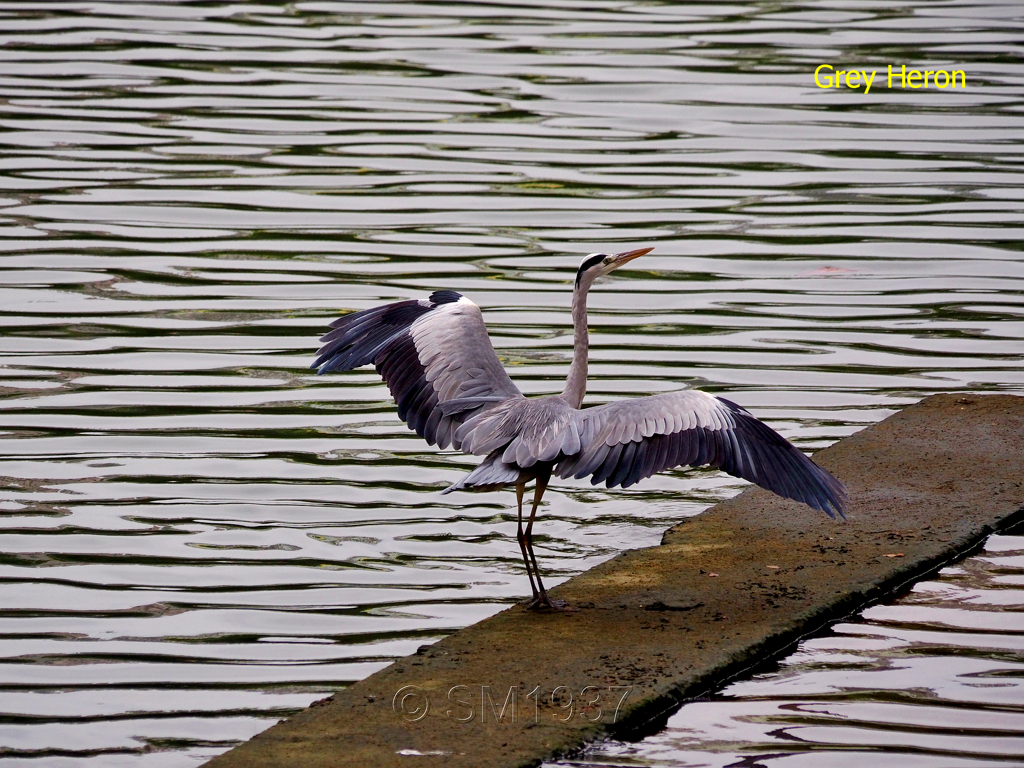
202, 393, 1024, 768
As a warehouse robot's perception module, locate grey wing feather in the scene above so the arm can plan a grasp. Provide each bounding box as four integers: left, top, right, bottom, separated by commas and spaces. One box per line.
440, 450, 525, 494
311, 291, 522, 449
555, 390, 847, 518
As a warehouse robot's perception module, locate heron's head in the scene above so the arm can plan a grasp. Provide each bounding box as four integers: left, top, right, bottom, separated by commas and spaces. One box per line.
575, 247, 654, 287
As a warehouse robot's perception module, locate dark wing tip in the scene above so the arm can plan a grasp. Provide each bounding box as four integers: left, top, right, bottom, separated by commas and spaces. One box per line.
810, 461, 849, 520
721, 404, 850, 519
312, 293, 465, 375
310, 299, 435, 375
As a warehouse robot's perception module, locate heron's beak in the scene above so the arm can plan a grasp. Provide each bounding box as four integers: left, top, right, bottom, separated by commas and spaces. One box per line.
611, 246, 654, 267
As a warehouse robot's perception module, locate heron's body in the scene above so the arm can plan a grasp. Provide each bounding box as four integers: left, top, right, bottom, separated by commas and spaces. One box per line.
313, 248, 847, 608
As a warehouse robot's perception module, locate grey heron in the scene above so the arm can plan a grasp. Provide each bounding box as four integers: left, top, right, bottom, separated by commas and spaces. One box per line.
312, 248, 847, 609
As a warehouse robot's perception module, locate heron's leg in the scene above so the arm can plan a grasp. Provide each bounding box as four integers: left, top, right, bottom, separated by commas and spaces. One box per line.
515, 482, 538, 599
524, 474, 548, 598
524, 470, 567, 610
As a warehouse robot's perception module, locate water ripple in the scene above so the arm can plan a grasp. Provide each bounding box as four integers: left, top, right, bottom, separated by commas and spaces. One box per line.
1, 0, 1023, 764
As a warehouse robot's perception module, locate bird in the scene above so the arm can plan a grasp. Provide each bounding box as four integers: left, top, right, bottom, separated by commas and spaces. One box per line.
312, 247, 847, 609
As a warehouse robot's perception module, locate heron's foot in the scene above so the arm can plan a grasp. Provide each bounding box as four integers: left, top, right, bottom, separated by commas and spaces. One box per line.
523, 595, 571, 611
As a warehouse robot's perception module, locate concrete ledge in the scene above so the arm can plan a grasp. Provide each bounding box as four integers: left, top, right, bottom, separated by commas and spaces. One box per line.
203, 393, 1024, 768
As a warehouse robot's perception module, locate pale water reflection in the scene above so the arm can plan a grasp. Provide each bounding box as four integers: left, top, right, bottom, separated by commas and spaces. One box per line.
0, 0, 1022, 765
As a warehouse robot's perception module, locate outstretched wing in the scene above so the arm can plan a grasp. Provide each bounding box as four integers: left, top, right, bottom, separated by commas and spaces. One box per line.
555, 390, 847, 518
311, 290, 522, 449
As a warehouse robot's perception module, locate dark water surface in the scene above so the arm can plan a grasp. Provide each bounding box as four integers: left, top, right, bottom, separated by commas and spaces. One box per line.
0, 1, 1022, 765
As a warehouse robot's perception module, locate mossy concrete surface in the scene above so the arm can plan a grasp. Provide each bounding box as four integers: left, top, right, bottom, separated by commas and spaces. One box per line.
203, 393, 1024, 768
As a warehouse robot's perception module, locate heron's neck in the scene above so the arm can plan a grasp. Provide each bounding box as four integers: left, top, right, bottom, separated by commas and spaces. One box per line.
561, 279, 590, 409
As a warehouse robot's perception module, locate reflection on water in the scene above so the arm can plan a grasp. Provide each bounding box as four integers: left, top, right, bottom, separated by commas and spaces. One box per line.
0, 0, 1022, 764
553, 534, 1024, 768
